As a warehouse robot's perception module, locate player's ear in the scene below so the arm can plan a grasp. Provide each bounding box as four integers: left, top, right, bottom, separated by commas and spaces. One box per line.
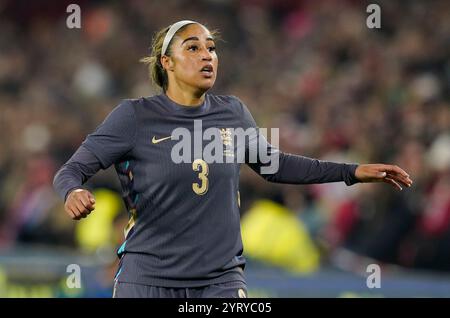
161, 55, 174, 72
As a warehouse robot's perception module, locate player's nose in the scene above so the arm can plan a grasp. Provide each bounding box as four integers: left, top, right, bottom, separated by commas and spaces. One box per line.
201, 55, 212, 62
200, 48, 213, 61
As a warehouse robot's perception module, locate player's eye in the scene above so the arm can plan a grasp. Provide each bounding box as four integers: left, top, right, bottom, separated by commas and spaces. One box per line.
187, 45, 198, 51
208, 46, 216, 52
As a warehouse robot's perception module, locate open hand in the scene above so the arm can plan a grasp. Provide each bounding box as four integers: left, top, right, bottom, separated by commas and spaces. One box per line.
355, 164, 413, 191
65, 188, 96, 220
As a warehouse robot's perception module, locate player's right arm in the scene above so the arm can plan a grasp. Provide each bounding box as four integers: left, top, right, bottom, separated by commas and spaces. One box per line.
53, 100, 137, 220
53, 145, 101, 220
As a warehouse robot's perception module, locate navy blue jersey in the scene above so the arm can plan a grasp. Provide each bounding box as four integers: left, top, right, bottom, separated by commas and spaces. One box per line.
54, 93, 359, 287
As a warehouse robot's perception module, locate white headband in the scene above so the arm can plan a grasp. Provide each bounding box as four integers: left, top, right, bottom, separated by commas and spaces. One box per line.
161, 20, 198, 56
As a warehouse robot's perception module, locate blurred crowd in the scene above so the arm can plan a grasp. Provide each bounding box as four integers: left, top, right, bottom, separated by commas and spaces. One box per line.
0, 0, 449, 272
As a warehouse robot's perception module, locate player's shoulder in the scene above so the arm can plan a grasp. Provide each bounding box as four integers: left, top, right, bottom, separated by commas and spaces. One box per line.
138, 94, 174, 110
103, 98, 137, 119
208, 94, 246, 113
115, 96, 154, 115
209, 94, 241, 105
120, 97, 146, 108
210, 94, 256, 127
111, 97, 140, 111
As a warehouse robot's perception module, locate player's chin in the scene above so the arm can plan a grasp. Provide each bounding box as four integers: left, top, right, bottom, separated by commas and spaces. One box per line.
197, 76, 216, 91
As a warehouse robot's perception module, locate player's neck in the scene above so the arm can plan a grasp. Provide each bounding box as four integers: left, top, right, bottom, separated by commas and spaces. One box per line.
165, 86, 205, 107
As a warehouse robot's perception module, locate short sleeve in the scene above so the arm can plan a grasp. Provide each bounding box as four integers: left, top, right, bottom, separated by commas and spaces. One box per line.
82, 100, 137, 169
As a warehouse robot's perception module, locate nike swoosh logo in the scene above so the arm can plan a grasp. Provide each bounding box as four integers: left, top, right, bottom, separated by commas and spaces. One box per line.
152, 136, 172, 144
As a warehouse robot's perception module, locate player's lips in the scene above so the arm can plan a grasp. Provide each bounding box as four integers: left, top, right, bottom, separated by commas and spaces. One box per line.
200, 64, 214, 77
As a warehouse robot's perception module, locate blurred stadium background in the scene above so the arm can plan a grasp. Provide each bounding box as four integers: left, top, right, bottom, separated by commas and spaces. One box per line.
0, 0, 449, 297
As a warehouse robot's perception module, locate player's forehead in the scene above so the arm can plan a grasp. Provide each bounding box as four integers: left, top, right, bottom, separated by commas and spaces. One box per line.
176, 24, 214, 43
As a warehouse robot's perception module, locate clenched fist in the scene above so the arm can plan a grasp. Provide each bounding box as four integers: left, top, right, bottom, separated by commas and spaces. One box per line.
65, 188, 96, 220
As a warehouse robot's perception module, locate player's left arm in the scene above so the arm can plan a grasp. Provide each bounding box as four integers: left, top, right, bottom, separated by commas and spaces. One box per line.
236, 97, 412, 190
246, 135, 412, 190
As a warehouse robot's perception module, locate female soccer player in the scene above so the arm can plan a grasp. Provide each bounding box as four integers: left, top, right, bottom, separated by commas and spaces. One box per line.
53, 20, 413, 298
